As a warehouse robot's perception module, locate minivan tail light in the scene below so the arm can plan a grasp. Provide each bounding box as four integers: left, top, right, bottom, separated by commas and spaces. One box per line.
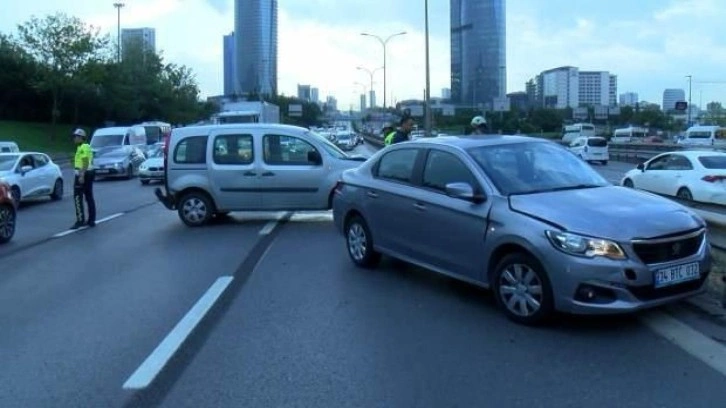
702, 175, 726, 182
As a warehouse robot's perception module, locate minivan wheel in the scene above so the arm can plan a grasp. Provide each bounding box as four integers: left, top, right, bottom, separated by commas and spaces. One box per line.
345, 215, 381, 268
492, 252, 554, 325
178, 192, 213, 227
677, 187, 693, 201
0, 204, 16, 244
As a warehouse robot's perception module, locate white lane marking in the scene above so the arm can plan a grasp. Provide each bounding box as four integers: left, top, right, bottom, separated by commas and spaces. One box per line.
122, 276, 235, 390
51, 212, 125, 238
259, 220, 278, 235
640, 310, 726, 377
289, 212, 334, 222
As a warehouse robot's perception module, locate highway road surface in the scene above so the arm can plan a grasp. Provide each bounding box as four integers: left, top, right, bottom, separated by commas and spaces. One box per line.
1, 142, 726, 408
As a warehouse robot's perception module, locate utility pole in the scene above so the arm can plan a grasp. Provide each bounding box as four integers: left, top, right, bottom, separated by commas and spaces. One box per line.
113, 2, 125, 63
686, 74, 693, 126
423, 0, 432, 136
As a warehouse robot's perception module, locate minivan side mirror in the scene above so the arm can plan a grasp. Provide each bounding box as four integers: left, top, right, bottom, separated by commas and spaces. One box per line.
445, 182, 485, 203
307, 150, 322, 165
636, 162, 645, 171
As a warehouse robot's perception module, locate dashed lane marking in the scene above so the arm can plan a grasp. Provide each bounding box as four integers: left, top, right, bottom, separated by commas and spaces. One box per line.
122, 276, 235, 390
258, 220, 278, 235
52, 212, 125, 238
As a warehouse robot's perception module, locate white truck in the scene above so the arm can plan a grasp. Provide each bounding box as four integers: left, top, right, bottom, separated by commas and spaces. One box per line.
212, 101, 281, 124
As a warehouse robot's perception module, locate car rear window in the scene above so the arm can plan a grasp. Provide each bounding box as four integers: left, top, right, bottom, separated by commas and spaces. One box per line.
698, 156, 726, 169
587, 138, 607, 147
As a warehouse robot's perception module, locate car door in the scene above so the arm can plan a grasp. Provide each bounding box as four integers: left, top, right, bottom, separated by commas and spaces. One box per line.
31, 154, 55, 192
207, 131, 264, 210
406, 148, 491, 279
16, 154, 41, 197
659, 154, 694, 196
636, 154, 671, 194
258, 133, 328, 210
363, 147, 425, 258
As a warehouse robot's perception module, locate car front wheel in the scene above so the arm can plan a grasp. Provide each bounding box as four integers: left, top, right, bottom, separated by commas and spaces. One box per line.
492, 252, 554, 325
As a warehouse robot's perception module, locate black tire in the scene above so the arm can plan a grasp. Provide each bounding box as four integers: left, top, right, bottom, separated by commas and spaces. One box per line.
10, 186, 20, 207
50, 178, 63, 200
677, 187, 693, 201
0, 203, 16, 244
492, 252, 554, 325
623, 178, 634, 188
177, 191, 214, 227
344, 215, 381, 268
601, 160, 608, 166
140, 179, 150, 185
126, 164, 134, 179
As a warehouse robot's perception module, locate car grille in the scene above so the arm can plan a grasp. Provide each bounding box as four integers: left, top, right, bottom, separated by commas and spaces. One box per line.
631, 229, 704, 265
148, 167, 163, 171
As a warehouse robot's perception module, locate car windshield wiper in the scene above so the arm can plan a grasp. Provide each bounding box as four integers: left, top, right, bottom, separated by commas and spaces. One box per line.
512, 184, 604, 195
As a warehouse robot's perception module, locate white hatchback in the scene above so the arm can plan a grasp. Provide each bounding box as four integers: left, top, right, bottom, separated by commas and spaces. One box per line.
0, 152, 64, 205
568, 136, 609, 165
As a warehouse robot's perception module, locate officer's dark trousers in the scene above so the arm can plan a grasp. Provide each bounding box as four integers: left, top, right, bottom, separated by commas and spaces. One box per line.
73, 170, 96, 224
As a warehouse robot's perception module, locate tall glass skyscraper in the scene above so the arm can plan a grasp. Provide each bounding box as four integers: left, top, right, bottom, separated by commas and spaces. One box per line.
223, 32, 235, 96
234, 0, 278, 96
450, 0, 506, 107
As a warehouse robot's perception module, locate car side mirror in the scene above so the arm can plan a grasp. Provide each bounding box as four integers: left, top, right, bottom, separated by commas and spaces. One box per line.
307, 150, 322, 165
20, 165, 32, 175
445, 182, 485, 203
636, 163, 645, 171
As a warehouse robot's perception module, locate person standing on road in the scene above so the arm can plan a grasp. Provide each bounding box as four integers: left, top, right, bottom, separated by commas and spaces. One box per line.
71, 128, 96, 229
387, 116, 415, 145
470, 115, 490, 135
382, 123, 396, 145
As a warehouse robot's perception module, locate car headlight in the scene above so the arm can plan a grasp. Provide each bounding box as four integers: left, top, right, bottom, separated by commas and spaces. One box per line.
545, 230, 626, 260
140, 164, 147, 171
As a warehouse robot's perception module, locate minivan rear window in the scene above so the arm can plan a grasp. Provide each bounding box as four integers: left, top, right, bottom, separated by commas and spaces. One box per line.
698, 156, 726, 169
174, 136, 208, 164
587, 138, 607, 147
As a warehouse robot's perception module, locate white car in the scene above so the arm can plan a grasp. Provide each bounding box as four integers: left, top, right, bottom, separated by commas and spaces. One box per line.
0, 152, 64, 205
621, 150, 726, 205
568, 136, 609, 165
138, 145, 165, 185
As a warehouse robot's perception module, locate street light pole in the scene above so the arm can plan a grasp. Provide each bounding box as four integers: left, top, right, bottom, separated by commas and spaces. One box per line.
356, 66, 382, 108
424, 0, 432, 136
113, 2, 125, 63
361, 31, 407, 109
686, 74, 693, 126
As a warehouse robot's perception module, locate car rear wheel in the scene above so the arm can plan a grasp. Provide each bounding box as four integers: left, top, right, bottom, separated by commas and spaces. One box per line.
492, 252, 554, 325
50, 178, 63, 200
345, 215, 381, 268
0, 204, 16, 244
623, 178, 634, 188
677, 187, 693, 201
178, 192, 213, 227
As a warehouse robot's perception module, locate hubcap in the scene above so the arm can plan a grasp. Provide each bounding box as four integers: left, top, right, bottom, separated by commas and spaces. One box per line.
679, 190, 692, 200
0, 206, 15, 239
347, 222, 367, 261
498, 263, 543, 317
182, 197, 208, 223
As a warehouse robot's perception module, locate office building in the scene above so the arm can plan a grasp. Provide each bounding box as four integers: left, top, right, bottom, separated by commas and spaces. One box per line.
311, 87, 319, 103
619, 92, 638, 107
531, 66, 579, 109
663, 88, 686, 112
297, 84, 312, 100
579, 71, 617, 107
223, 32, 235, 96
450, 0, 506, 107
121, 27, 156, 56
442, 88, 451, 99
234, 0, 278, 96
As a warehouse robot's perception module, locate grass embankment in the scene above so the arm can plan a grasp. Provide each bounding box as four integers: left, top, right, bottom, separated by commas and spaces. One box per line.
0, 120, 77, 158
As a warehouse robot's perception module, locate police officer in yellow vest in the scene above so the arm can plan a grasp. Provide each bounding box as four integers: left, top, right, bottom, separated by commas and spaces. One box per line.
71, 128, 97, 229
382, 123, 395, 145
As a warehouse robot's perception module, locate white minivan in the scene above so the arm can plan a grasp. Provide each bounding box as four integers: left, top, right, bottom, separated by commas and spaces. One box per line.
155, 123, 368, 226
568, 136, 609, 165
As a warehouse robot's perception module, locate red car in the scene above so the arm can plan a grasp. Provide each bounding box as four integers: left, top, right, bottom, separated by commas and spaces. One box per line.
0, 181, 16, 244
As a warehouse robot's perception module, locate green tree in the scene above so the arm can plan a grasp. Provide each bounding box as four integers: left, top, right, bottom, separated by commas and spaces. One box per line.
15, 13, 109, 134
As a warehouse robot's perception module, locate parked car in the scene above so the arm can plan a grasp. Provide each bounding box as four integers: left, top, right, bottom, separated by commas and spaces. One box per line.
333, 130, 357, 151
138, 144, 165, 185
568, 136, 609, 165
622, 151, 726, 205
0, 152, 64, 205
0, 141, 20, 153
333, 135, 712, 325
0, 181, 16, 244
155, 123, 367, 226
92, 145, 146, 179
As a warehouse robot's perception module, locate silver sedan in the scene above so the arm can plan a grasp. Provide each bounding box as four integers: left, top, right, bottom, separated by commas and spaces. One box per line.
332, 135, 712, 325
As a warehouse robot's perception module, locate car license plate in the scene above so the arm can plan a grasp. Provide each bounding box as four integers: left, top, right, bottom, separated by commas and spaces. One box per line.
593, 152, 602, 155
654, 262, 700, 288
96, 169, 109, 174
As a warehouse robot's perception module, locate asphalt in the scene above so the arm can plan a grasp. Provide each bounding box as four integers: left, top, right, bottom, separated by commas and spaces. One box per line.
1, 142, 725, 408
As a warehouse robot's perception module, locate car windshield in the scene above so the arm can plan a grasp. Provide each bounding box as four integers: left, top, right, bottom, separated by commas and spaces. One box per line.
306, 131, 348, 159
91, 134, 124, 147
0, 155, 18, 171
146, 146, 163, 158
698, 155, 726, 169
467, 141, 609, 195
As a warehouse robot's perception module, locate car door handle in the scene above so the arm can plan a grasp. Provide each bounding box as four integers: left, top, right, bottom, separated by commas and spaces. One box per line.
366, 191, 379, 198
413, 202, 426, 211
261, 171, 274, 177
243, 171, 257, 177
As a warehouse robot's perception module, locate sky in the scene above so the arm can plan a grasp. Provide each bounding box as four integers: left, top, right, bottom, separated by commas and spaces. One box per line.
1, 0, 726, 111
